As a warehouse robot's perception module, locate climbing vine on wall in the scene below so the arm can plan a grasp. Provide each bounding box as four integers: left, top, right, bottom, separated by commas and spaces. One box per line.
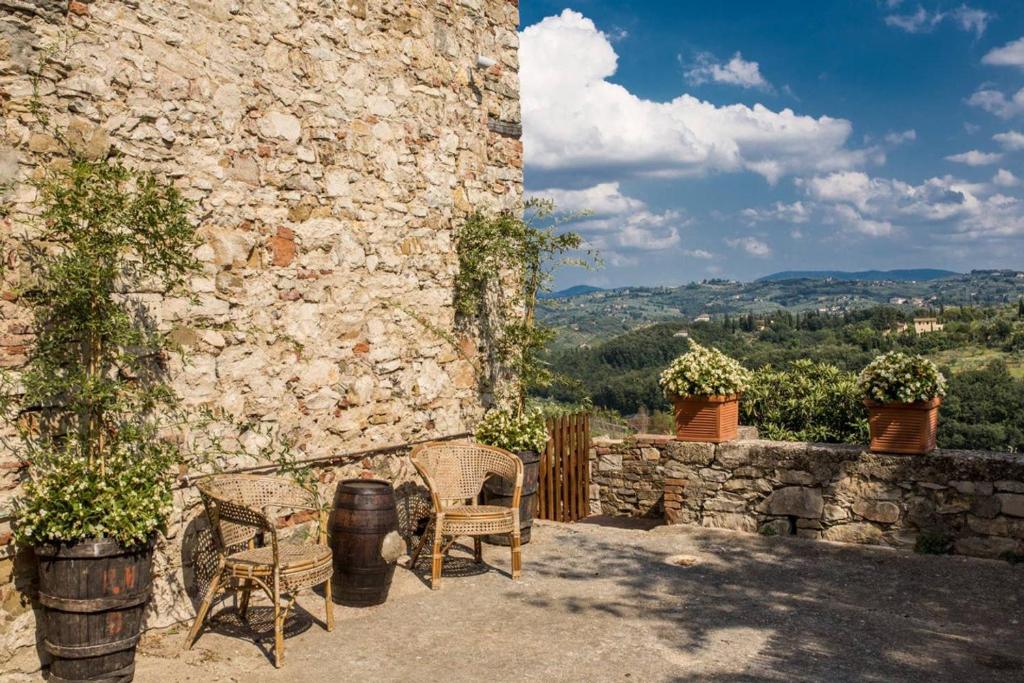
454, 198, 598, 414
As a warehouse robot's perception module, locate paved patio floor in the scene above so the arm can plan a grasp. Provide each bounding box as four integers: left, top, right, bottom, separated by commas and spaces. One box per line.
14, 520, 1024, 681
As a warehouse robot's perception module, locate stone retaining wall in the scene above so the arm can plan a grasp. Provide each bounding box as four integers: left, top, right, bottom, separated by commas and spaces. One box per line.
590, 435, 1024, 561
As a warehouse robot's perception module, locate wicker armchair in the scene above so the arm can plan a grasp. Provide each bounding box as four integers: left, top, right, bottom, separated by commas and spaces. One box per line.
409, 442, 523, 589
182, 475, 333, 668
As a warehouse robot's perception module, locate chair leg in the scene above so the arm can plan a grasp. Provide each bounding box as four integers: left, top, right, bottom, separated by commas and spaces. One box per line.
510, 531, 522, 580
183, 569, 223, 650
273, 576, 284, 669
237, 579, 252, 621
430, 523, 444, 590
323, 578, 334, 632
409, 518, 432, 569
473, 537, 483, 564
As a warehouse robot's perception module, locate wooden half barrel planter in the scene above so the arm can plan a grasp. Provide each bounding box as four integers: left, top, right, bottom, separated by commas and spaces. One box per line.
865, 397, 941, 455
329, 480, 401, 607
672, 394, 740, 443
37, 538, 154, 683
481, 450, 540, 546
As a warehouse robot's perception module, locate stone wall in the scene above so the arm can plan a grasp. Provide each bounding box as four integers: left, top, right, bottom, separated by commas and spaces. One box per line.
591, 436, 1024, 561
0, 0, 522, 664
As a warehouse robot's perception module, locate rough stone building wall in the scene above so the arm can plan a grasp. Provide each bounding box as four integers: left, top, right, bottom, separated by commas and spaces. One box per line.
591, 436, 1024, 561
0, 0, 522, 663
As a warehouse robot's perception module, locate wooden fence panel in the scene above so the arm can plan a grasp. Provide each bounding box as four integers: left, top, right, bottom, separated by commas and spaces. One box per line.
537, 413, 591, 523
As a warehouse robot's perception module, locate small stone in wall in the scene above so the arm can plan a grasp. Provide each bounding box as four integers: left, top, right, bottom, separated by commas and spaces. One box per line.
760, 486, 824, 519
598, 453, 623, 472
823, 523, 883, 545
997, 493, 1024, 518
852, 500, 900, 524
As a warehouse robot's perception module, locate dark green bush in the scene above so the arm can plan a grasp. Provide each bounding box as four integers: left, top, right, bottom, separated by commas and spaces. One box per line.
741, 360, 868, 444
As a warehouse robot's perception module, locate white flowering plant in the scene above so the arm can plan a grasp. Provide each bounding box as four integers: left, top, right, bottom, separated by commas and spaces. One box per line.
857, 351, 946, 404
14, 435, 177, 547
659, 342, 751, 400
474, 407, 550, 453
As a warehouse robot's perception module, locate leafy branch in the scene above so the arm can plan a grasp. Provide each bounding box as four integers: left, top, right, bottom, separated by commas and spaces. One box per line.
454, 198, 599, 414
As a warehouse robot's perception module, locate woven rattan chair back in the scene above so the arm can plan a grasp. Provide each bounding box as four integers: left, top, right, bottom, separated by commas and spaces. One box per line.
198, 475, 312, 551
411, 442, 519, 505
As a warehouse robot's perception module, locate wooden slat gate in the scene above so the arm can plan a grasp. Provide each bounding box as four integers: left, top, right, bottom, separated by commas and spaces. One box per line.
537, 413, 591, 523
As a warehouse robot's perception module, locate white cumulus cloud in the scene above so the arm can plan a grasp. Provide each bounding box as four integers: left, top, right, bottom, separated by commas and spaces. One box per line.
725, 236, 772, 257
993, 169, 1021, 187
967, 87, 1024, 119
741, 201, 811, 224
884, 129, 917, 145
686, 52, 771, 90
983, 36, 1024, 68
885, 7, 946, 33
528, 183, 684, 253
993, 130, 1024, 150
530, 182, 645, 215
884, 5, 991, 37
945, 149, 1004, 165
520, 10, 871, 185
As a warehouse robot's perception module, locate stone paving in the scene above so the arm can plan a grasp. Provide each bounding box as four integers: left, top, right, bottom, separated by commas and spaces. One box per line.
7, 519, 1024, 682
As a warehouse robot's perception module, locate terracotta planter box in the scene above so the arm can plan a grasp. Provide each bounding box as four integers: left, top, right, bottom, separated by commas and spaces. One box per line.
865, 397, 941, 455
672, 394, 740, 443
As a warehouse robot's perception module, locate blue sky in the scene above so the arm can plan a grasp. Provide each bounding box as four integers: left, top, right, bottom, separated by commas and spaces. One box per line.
518, 1, 1024, 287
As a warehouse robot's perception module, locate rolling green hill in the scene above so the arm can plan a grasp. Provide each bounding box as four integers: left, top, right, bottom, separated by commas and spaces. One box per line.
757, 269, 959, 282
540, 270, 1024, 350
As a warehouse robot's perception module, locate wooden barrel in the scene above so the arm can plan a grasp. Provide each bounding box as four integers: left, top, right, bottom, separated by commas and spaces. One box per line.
482, 450, 540, 546
36, 539, 153, 683
329, 480, 399, 607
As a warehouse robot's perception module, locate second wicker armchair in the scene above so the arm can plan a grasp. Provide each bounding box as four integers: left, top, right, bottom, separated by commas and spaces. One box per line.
409, 442, 524, 589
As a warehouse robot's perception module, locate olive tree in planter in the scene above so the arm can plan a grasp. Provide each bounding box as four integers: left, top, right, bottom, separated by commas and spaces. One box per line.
659, 342, 751, 443
858, 351, 946, 455
2, 158, 198, 682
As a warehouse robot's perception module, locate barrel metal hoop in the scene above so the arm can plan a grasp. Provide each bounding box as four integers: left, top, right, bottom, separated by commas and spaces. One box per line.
45, 633, 142, 659
47, 662, 136, 683
39, 588, 151, 612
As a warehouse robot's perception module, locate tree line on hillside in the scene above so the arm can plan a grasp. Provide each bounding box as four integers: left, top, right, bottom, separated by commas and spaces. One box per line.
537, 304, 1024, 452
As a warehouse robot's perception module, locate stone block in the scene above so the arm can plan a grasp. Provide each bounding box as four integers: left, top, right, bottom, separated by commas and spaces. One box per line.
823, 523, 883, 545
777, 469, 815, 486
823, 504, 849, 522
664, 441, 715, 466
997, 494, 1024, 518
598, 453, 623, 473
966, 515, 1009, 536
715, 441, 753, 468
640, 447, 661, 462
995, 481, 1024, 494
702, 513, 757, 533
704, 494, 749, 513
760, 486, 824, 519
852, 500, 900, 524
954, 536, 1021, 559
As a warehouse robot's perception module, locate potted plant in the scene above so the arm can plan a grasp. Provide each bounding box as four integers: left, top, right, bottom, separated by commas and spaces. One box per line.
473, 407, 549, 544
857, 351, 945, 454
2, 158, 198, 682
659, 342, 751, 443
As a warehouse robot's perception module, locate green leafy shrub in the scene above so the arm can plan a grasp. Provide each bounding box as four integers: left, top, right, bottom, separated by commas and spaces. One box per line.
741, 360, 868, 443
3, 158, 199, 547
858, 351, 946, 404
659, 342, 751, 399
474, 407, 550, 453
